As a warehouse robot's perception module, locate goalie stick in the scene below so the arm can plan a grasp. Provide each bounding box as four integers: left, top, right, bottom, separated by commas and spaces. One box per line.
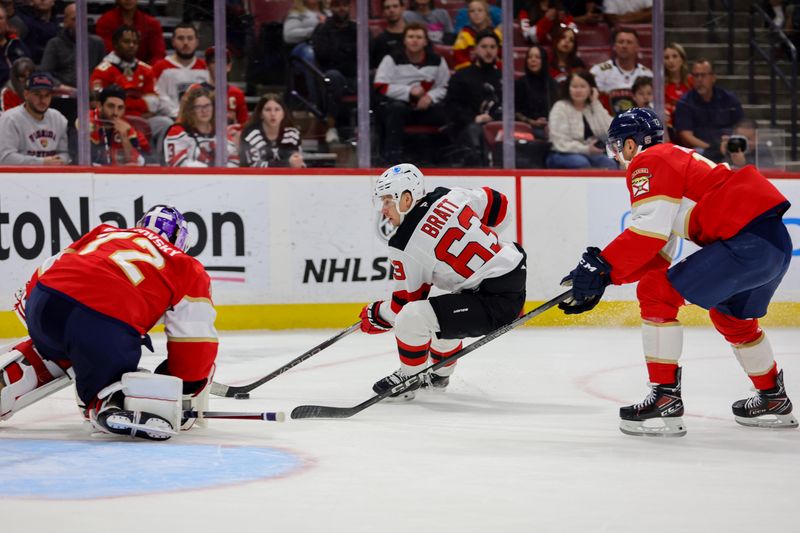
183, 410, 286, 422
290, 290, 572, 419
210, 322, 361, 397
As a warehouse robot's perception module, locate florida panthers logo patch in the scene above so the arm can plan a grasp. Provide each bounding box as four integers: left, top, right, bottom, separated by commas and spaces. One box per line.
631, 168, 651, 198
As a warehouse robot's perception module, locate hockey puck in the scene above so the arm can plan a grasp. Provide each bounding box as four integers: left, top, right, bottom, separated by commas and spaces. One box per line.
234, 393, 250, 400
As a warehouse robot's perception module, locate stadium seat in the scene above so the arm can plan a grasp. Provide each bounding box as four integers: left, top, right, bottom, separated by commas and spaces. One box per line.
249, 0, 293, 24
626, 23, 652, 48
576, 23, 611, 47
578, 46, 611, 68
433, 44, 456, 71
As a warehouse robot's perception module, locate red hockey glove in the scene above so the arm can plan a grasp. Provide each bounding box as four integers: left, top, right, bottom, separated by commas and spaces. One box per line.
360, 301, 392, 334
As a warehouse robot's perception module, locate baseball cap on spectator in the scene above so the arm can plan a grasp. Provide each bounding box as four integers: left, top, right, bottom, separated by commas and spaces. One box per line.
26, 72, 56, 92
204, 46, 231, 64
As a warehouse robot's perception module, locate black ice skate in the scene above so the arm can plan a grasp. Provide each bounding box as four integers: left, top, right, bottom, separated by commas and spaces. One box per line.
373, 369, 421, 401
619, 368, 687, 438
421, 372, 450, 390
732, 370, 798, 429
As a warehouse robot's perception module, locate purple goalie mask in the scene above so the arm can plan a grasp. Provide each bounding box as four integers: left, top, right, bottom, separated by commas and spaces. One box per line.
136, 204, 190, 252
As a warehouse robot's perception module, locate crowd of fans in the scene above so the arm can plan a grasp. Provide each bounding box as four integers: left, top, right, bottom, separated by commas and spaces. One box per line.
0, 0, 793, 169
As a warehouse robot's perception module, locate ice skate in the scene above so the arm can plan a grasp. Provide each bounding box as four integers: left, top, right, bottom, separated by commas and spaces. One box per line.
373, 368, 420, 401
96, 408, 177, 441
619, 368, 687, 437
420, 371, 450, 391
732, 370, 798, 429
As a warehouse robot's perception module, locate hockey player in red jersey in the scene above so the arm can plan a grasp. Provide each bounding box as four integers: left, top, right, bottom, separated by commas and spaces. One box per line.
560, 108, 796, 437
1, 205, 218, 440
360, 164, 527, 399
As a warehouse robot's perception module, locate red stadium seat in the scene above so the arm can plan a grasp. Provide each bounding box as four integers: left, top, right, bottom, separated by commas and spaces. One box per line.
249, 0, 293, 24
512, 22, 526, 46
639, 48, 652, 69
576, 23, 611, 47
626, 23, 652, 48
433, 44, 456, 70
512, 46, 528, 73
369, 18, 387, 37
578, 46, 611, 69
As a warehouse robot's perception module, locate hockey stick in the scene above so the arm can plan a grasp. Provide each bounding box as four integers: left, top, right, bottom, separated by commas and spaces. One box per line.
290, 290, 572, 419
210, 322, 362, 398
183, 410, 286, 422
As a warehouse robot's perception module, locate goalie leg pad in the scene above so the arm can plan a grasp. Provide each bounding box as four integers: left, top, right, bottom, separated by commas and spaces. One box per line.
0, 340, 71, 421
91, 372, 182, 441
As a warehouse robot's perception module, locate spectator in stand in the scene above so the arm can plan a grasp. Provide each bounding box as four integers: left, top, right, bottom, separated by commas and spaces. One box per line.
1, 57, 33, 112
589, 27, 653, 115
561, 0, 603, 25
374, 23, 450, 163
18, 0, 58, 64
445, 30, 502, 166
192, 46, 248, 126
673, 58, 744, 163
239, 93, 304, 168
720, 118, 778, 170
455, 0, 501, 33
89, 84, 149, 166
546, 70, 616, 169
163, 87, 238, 167
453, 0, 502, 70
631, 75, 653, 108
603, 0, 652, 26
515, 44, 558, 139
311, 0, 357, 144
0, 71, 68, 165
40, 3, 106, 91
517, 0, 575, 47
371, 0, 407, 69
663, 42, 693, 132
153, 23, 209, 119
0, 5, 30, 88
90, 26, 172, 146
95, 0, 166, 65
548, 25, 585, 84
283, 0, 329, 108
403, 0, 454, 45
0, 0, 26, 38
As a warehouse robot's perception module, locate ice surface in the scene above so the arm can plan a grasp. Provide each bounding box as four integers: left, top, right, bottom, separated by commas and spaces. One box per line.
0, 327, 798, 532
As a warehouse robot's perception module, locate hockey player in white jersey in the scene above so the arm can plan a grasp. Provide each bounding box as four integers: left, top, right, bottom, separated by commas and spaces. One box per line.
360, 164, 527, 399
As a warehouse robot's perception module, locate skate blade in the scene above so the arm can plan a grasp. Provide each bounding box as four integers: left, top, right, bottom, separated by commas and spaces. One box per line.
619, 417, 687, 438
734, 413, 799, 429
105, 414, 178, 440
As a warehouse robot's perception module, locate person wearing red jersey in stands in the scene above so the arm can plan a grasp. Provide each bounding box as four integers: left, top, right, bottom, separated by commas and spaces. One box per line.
95, 0, 166, 65
0, 56, 32, 111
559, 108, 796, 437
4, 205, 218, 441
89, 84, 150, 166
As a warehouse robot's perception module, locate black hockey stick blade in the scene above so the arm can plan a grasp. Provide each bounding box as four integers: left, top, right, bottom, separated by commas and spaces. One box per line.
210, 322, 361, 398
183, 410, 286, 422
290, 290, 572, 419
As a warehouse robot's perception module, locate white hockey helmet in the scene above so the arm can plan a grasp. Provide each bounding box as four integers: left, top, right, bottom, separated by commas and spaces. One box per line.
374, 163, 426, 216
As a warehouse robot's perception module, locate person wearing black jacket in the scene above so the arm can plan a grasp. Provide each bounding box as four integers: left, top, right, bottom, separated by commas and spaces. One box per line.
514, 44, 558, 140
444, 29, 501, 167
311, 0, 356, 143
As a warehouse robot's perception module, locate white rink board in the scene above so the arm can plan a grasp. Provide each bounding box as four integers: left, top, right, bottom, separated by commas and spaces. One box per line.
0, 171, 797, 307
521, 176, 800, 301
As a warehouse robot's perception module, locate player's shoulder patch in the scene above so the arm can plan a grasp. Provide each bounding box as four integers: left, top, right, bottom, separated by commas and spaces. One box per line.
96, 61, 112, 72
597, 61, 613, 71
630, 166, 652, 198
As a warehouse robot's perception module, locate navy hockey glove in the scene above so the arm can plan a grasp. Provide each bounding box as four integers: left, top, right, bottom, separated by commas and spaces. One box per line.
558, 247, 612, 315
360, 301, 393, 334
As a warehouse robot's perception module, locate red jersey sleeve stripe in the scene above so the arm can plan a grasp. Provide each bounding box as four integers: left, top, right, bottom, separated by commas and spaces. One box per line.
390, 283, 433, 314
481, 187, 508, 227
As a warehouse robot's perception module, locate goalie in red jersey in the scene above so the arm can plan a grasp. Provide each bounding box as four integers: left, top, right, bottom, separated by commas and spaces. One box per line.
2, 205, 218, 441
560, 107, 796, 437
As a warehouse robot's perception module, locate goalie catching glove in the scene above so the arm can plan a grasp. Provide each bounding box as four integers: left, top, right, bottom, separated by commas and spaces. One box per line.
360, 301, 393, 334
559, 247, 612, 315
